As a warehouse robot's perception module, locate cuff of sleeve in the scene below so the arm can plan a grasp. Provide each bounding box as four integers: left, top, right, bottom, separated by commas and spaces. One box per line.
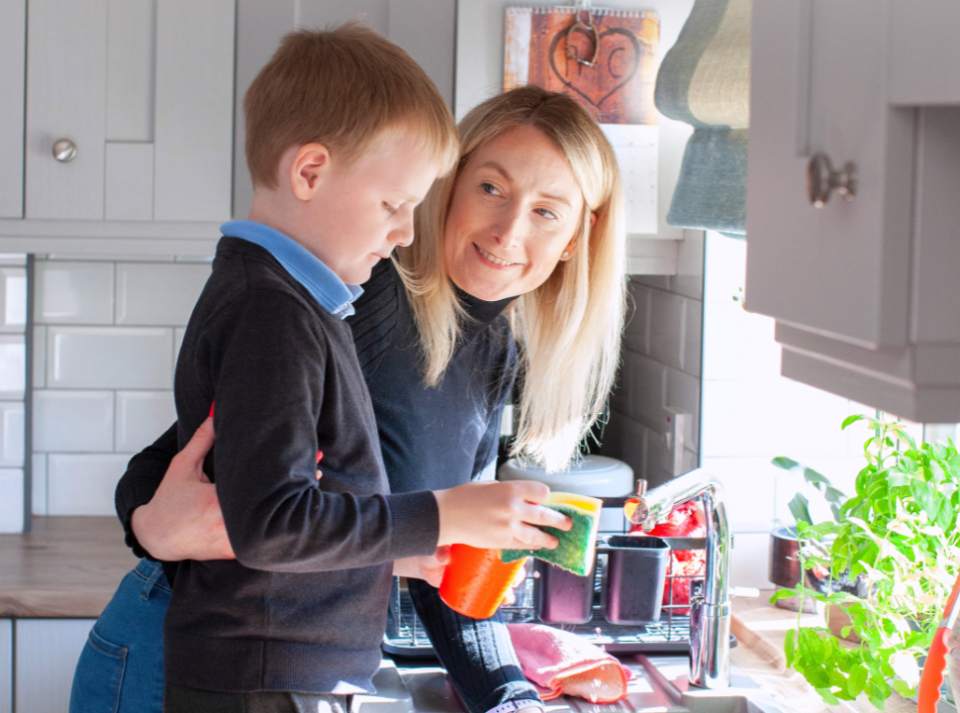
388, 490, 440, 559
115, 478, 163, 560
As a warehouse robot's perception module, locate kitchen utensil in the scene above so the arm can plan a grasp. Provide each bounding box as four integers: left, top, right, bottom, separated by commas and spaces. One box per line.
438, 544, 528, 619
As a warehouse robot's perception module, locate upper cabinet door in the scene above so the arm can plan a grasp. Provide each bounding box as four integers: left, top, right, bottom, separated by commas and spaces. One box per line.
23, 0, 234, 223
0, 0, 26, 219
745, 0, 914, 349
25, 0, 108, 220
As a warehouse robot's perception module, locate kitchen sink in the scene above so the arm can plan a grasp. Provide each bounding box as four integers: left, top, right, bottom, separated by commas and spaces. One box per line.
354, 655, 787, 713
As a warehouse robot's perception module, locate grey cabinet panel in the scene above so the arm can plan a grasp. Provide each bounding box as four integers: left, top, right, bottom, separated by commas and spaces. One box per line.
25, 0, 108, 220
154, 0, 235, 222
0, 619, 10, 713
0, 0, 25, 219
105, 142, 155, 220
106, 0, 156, 143
15, 618, 93, 713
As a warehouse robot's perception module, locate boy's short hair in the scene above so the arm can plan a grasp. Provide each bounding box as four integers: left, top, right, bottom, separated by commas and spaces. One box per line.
244, 22, 459, 189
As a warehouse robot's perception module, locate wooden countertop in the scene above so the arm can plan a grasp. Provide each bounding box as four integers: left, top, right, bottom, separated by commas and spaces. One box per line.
731, 593, 923, 713
0, 516, 139, 618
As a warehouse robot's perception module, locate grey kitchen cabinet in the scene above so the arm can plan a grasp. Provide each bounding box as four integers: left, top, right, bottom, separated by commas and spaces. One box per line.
745, 0, 960, 421
0, 0, 25, 219
24, 0, 234, 223
14, 619, 93, 713
0, 620, 10, 713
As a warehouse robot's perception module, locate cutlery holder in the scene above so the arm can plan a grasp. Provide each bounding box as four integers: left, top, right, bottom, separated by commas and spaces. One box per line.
601, 535, 670, 625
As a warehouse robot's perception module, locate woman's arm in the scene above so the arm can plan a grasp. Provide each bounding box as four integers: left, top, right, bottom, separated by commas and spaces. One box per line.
115, 419, 234, 561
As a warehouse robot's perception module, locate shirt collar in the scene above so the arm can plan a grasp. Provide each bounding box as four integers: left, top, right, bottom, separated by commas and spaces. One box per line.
220, 220, 363, 319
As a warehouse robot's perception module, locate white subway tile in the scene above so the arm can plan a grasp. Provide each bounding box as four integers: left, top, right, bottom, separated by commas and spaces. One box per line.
0, 468, 23, 532
115, 262, 210, 326
48, 326, 173, 389
699, 457, 777, 532
0, 267, 26, 332
649, 290, 686, 370
32, 326, 46, 388
623, 283, 650, 355
684, 299, 702, 377
33, 390, 114, 452
628, 354, 667, 429
174, 255, 215, 263
599, 410, 647, 481
729, 532, 775, 589
630, 275, 671, 292
0, 335, 24, 399
0, 254, 26, 265
47, 453, 131, 515
703, 232, 747, 305
0, 401, 23, 466
32, 454, 47, 515
645, 428, 672, 487
35, 261, 114, 324
174, 327, 186, 363
116, 391, 176, 453
667, 367, 701, 451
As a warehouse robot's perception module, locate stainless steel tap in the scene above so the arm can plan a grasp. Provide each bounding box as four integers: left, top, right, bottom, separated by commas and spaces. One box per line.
626, 468, 731, 689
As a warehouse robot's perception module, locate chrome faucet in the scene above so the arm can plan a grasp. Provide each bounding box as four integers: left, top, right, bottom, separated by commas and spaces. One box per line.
626, 468, 731, 689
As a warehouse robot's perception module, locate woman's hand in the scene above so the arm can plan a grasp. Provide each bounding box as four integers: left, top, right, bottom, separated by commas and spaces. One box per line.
130, 418, 235, 561
434, 480, 571, 550
393, 546, 451, 587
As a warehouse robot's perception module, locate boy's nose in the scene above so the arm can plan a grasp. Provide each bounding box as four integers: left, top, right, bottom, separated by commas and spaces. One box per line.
391, 218, 415, 247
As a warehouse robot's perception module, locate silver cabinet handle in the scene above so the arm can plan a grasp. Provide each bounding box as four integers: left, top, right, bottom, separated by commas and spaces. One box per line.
807, 153, 856, 208
52, 139, 77, 163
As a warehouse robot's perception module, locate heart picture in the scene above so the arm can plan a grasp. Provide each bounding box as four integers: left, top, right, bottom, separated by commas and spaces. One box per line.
505, 9, 660, 126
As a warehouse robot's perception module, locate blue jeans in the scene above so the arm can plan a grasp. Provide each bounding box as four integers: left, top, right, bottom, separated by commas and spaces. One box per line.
70, 558, 170, 713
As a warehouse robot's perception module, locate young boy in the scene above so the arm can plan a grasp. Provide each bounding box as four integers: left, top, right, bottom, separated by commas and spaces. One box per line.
163, 24, 564, 712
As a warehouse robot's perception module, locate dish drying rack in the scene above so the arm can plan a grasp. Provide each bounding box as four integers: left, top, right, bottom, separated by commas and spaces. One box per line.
383, 532, 708, 658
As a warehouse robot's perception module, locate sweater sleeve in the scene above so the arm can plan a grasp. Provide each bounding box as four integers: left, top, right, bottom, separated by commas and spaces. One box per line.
114, 422, 180, 559
200, 290, 438, 573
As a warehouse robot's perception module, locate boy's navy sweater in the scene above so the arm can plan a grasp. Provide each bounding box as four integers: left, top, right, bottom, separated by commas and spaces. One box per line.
164, 237, 440, 694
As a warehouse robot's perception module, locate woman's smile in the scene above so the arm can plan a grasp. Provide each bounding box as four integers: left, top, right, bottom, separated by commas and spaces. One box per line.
474, 243, 521, 268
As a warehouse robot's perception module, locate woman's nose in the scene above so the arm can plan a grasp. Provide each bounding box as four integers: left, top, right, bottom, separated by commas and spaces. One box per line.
493, 207, 524, 249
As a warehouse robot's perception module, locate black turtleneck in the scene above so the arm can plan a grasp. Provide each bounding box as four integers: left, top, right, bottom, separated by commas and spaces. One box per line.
351, 259, 518, 493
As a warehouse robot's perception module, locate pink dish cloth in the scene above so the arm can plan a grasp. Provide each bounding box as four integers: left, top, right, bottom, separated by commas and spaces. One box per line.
507, 623, 633, 704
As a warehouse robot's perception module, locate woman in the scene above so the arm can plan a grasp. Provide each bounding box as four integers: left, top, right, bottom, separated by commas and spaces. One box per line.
71, 85, 626, 713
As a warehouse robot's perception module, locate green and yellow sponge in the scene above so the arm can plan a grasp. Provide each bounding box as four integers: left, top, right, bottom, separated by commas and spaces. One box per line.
500, 492, 602, 576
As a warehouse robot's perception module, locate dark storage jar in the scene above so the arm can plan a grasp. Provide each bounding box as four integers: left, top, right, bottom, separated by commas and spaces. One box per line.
601, 535, 670, 625
535, 557, 595, 624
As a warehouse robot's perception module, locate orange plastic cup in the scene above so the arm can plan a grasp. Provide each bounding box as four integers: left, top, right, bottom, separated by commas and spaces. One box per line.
439, 544, 528, 619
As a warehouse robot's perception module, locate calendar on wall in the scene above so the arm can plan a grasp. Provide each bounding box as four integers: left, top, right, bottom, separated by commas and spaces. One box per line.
505, 6, 660, 234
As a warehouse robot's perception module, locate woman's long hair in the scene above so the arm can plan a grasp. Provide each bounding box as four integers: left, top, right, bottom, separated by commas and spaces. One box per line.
394, 86, 626, 472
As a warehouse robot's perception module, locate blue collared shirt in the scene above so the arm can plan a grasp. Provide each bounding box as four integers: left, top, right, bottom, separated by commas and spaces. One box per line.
220, 220, 363, 319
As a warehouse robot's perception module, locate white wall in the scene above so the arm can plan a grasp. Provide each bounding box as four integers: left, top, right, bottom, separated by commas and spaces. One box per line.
31, 255, 210, 516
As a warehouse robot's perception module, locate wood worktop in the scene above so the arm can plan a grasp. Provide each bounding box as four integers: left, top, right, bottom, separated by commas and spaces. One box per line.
0, 516, 139, 618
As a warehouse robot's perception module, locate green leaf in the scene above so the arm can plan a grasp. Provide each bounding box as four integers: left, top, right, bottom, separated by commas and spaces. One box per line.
910, 479, 939, 521
771, 456, 800, 471
842, 414, 865, 430
816, 688, 841, 706
847, 664, 868, 698
789, 493, 814, 527
784, 628, 796, 668
891, 680, 915, 698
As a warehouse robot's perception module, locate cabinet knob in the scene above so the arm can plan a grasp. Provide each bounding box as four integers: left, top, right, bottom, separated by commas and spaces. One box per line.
807, 153, 856, 208
52, 139, 77, 163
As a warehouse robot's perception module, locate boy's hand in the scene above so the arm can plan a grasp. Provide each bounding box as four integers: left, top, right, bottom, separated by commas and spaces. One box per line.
433, 480, 572, 550
131, 417, 235, 561
393, 546, 451, 587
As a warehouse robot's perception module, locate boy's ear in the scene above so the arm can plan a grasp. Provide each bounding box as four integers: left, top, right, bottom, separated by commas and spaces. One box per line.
290, 143, 331, 201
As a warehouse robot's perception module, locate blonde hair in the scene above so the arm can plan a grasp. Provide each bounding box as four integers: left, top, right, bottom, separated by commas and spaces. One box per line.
395, 86, 626, 472
244, 23, 458, 188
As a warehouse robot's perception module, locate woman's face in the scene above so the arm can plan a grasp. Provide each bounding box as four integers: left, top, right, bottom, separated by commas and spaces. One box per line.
443, 125, 585, 302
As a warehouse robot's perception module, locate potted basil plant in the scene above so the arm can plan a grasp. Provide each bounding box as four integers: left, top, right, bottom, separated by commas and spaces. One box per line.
773, 415, 960, 710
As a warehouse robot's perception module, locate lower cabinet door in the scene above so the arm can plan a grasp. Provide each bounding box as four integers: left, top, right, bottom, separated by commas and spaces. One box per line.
0, 619, 11, 713
15, 619, 94, 713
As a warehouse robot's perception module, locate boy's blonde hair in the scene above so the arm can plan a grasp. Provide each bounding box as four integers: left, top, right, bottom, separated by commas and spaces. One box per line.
244, 23, 458, 188
396, 86, 627, 472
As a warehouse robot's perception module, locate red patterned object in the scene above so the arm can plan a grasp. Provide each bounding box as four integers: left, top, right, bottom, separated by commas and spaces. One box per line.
631, 501, 706, 615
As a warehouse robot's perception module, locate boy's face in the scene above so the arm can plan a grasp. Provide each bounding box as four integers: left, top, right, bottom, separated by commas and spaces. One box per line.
294, 129, 442, 285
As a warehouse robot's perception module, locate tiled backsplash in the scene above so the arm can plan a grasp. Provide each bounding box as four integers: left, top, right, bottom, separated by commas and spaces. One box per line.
601, 230, 704, 488
31, 256, 211, 519
0, 257, 26, 532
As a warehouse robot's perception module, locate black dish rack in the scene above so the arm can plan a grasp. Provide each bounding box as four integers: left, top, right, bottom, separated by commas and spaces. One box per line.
383, 533, 709, 657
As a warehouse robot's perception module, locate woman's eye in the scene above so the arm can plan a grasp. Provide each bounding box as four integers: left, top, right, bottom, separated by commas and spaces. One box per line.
536, 207, 559, 220
480, 182, 500, 196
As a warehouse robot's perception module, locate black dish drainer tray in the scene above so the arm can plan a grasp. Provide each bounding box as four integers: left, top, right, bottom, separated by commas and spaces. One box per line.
384, 534, 717, 657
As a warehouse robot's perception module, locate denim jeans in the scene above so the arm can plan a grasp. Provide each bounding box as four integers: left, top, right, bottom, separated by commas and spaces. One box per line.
69, 558, 170, 713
